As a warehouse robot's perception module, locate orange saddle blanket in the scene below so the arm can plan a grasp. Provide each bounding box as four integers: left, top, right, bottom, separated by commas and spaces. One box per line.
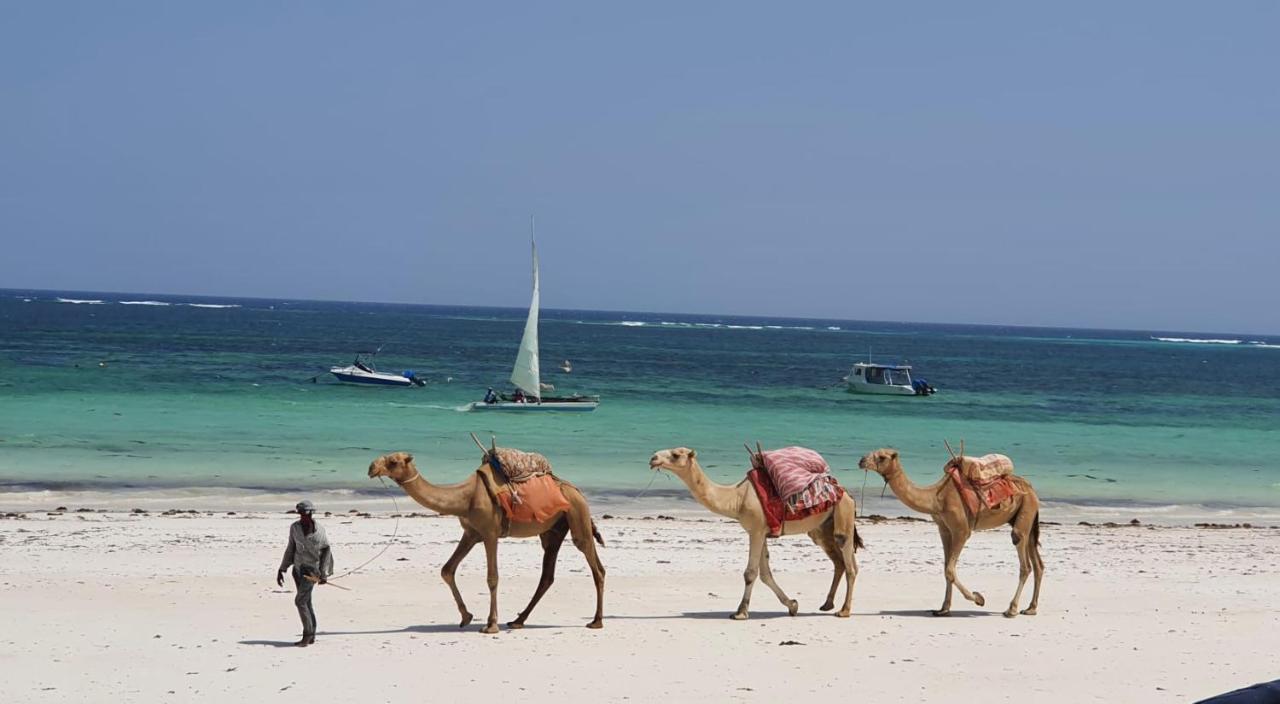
493, 473, 571, 524
946, 466, 1020, 517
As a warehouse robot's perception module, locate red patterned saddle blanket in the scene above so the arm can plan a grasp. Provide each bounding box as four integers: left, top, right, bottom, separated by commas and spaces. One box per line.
747, 468, 844, 538
946, 466, 1021, 518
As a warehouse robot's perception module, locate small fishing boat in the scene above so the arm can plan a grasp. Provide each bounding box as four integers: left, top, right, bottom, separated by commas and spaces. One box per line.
470, 227, 599, 412
846, 362, 935, 396
329, 353, 425, 387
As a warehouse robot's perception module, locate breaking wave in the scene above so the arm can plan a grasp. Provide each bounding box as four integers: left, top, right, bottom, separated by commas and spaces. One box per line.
55, 297, 105, 305
1153, 337, 1241, 345
186, 303, 241, 309
120, 300, 171, 306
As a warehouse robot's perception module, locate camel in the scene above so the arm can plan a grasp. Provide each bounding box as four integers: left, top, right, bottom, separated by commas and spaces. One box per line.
368, 449, 605, 633
648, 447, 863, 619
859, 447, 1043, 618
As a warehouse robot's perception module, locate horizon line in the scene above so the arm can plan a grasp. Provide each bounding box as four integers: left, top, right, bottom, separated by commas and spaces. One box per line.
2, 286, 1275, 339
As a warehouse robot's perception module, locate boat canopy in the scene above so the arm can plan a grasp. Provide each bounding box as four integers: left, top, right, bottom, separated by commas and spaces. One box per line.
852, 362, 912, 371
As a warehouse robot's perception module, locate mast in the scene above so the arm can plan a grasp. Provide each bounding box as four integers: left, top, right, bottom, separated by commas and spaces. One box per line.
509, 218, 541, 397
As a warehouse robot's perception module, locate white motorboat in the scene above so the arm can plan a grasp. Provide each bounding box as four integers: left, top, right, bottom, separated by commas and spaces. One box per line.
329, 353, 424, 387
846, 362, 935, 396
470, 226, 599, 412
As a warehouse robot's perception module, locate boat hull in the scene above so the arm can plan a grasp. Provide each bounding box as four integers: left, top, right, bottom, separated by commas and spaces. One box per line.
469, 400, 599, 412
847, 382, 919, 396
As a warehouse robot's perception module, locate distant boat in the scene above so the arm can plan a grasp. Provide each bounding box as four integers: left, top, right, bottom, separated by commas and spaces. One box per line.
561, 359, 572, 373
846, 361, 935, 396
328, 352, 424, 388
470, 227, 599, 412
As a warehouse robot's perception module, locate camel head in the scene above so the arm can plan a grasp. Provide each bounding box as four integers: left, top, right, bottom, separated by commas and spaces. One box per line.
368, 452, 417, 482
649, 447, 698, 475
858, 448, 901, 476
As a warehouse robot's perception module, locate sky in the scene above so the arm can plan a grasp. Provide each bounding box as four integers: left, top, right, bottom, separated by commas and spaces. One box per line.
1, 2, 1277, 333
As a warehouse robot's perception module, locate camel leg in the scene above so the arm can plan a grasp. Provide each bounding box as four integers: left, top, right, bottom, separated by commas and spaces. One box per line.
1005, 510, 1038, 617
1005, 538, 1033, 618
756, 543, 799, 616
440, 531, 480, 628
1023, 514, 1044, 616
480, 537, 500, 634
508, 520, 569, 629
836, 519, 858, 618
732, 530, 766, 620
940, 527, 984, 614
809, 527, 844, 612
567, 512, 606, 629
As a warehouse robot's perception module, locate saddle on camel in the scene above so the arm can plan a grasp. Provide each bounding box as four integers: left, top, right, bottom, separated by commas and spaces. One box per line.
943, 440, 1021, 522
745, 443, 846, 538
472, 435, 572, 534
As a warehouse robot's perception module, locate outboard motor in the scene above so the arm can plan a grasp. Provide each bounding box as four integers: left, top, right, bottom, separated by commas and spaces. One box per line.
402, 370, 427, 387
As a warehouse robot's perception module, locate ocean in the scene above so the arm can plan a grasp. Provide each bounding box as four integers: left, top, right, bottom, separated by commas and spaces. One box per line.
2, 289, 1278, 523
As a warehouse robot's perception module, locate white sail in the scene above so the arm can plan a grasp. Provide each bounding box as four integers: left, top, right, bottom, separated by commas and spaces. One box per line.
509, 238, 541, 396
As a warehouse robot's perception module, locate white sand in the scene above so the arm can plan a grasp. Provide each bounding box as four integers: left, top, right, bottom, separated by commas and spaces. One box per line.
2, 510, 1278, 703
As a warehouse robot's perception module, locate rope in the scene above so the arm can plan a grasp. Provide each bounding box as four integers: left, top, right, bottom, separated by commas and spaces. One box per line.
630, 469, 668, 502
318, 476, 404, 587
858, 469, 869, 519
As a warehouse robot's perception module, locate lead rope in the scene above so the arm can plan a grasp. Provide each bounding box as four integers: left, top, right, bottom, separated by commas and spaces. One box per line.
308, 476, 404, 589
859, 468, 869, 519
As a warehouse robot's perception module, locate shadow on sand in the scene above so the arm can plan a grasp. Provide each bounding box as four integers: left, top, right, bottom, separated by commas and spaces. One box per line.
875, 609, 994, 618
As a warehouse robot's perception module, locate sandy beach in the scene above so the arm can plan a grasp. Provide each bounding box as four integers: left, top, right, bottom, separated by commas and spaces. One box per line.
3, 508, 1278, 703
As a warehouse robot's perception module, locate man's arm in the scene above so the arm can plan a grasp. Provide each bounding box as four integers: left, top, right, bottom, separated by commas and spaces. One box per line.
278, 531, 296, 573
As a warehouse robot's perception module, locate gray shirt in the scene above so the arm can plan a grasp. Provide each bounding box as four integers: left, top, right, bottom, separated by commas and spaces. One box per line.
279, 521, 333, 577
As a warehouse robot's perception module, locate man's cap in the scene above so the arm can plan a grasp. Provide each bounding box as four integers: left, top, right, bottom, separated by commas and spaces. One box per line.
295, 500, 316, 514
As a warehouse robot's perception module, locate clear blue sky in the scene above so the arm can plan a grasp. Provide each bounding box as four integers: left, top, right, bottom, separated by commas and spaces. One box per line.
2, 2, 1276, 333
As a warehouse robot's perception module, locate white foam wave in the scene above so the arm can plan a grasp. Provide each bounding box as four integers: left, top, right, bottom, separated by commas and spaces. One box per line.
827, 326, 841, 331
55, 297, 105, 305
1152, 337, 1241, 345
120, 300, 171, 306
1249, 343, 1280, 350
619, 321, 646, 327
186, 303, 240, 309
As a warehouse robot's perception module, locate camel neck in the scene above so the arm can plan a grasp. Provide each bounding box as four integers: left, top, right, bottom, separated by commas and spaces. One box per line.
881, 463, 943, 515
396, 472, 473, 516
676, 462, 741, 519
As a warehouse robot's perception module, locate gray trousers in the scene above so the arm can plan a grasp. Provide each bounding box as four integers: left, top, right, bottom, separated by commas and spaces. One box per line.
291, 567, 317, 636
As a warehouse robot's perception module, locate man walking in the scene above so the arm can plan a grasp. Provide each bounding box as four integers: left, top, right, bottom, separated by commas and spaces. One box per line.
276, 500, 333, 647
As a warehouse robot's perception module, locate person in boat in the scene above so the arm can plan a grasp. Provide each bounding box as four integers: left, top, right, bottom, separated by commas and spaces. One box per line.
513, 388, 526, 403
276, 500, 333, 647
484, 387, 498, 404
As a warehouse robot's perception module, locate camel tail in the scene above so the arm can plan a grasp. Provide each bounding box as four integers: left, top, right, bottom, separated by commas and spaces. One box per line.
853, 525, 865, 552
1031, 511, 1041, 548
591, 519, 605, 547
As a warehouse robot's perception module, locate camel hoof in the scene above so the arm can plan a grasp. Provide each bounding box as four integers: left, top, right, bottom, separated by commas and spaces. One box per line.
507, 621, 525, 630
1003, 609, 1018, 619
787, 600, 799, 617
835, 610, 851, 618
931, 609, 951, 617
480, 624, 499, 635
1020, 607, 1037, 616
585, 620, 603, 630
459, 613, 474, 628
973, 592, 985, 607
818, 602, 835, 612
730, 612, 749, 621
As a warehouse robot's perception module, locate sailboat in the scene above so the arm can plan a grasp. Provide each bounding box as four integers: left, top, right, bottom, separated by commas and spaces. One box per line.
469, 230, 599, 412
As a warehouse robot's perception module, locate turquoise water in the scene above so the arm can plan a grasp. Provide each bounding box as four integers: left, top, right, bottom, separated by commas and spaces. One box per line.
2, 289, 1278, 515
